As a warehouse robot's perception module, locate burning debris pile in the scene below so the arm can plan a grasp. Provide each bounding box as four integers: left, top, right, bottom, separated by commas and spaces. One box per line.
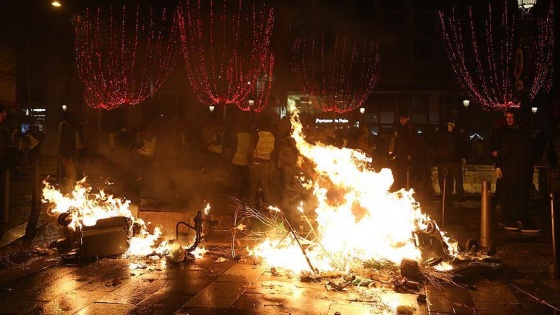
41, 179, 207, 263
240, 105, 500, 290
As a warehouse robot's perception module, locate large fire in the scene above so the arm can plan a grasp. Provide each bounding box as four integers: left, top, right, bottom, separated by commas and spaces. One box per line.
249, 105, 458, 274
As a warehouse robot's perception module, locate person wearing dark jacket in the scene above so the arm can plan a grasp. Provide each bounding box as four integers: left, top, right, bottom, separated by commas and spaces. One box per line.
543, 121, 560, 194
58, 110, 77, 194
392, 111, 420, 191
434, 119, 468, 203
0, 104, 12, 220
497, 109, 538, 233
490, 115, 507, 222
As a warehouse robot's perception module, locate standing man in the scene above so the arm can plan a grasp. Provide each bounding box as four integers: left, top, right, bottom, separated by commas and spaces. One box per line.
58, 110, 77, 194
392, 111, 420, 191
230, 123, 252, 203
433, 119, 468, 204
542, 119, 560, 197
0, 104, 11, 223
248, 117, 276, 209
498, 109, 538, 232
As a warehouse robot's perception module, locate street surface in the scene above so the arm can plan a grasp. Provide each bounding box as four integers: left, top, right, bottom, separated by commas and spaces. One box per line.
0, 156, 559, 314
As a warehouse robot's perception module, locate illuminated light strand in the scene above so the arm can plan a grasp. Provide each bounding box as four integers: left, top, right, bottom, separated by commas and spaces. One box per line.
530, 1, 554, 101
439, 1, 553, 111
237, 53, 274, 112
291, 36, 380, 114
178, 0, 274, 109
74, 6, 179, 110
439, 2, 517, 111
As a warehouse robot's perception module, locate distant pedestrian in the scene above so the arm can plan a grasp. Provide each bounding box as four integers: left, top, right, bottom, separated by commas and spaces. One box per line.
357, 127, 371, 156
57, 110, 77, 194
0, 104, 12, 221
498, 109, 539, 233
75, 119, 87, 180
248, 117, 276, 208
433, 118, 468, 204
392, 111, 420, 191
133, 126, 157, 182
543, 119, 560, 194
490, 115, 507, 223
115, 127, 134, 177
25, 125, 44, 165
230, 123, 252, 203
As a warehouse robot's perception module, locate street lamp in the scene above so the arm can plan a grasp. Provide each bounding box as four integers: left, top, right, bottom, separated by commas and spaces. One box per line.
463, 99, 470, 108
518, 0, 537, 13
208, 105, 215, 112
531, 106, 538, 114
359, 107, 365, 114
51, 1, 62, 7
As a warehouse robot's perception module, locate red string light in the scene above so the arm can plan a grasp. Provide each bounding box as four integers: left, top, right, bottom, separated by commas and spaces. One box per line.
291, 36, 380, 114
74, 6, 179, 110
439, 1, 554, 111
178, 0, 274, 109
237, 53, 274, 112
530, 2, 554, 101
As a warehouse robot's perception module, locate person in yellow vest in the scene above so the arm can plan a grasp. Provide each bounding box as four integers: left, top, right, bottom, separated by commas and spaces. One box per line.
133, 127, 157, 191
248, 117, 276, 209
230, 123, 252, 203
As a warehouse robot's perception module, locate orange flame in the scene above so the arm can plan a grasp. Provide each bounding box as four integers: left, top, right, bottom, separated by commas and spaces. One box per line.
249, 104, 458, 273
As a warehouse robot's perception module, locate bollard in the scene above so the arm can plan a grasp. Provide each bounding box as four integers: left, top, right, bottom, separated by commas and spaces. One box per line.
550, 192, 560, 279
3, 169, 10, 224
441, 172, 447, 228
480, 180, 492, 248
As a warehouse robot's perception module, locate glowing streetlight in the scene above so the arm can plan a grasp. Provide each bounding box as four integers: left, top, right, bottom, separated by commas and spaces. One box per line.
532, 106, 538, 114
62, 104, 67, 111
359, 107, 365, 114
518, 0, 537, 12
208, 105, 215, 112
463, 99, 470, 108
51, 1, 62, 7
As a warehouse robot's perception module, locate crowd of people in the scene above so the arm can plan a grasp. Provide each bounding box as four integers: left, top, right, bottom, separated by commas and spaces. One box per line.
0, 101, 555, 235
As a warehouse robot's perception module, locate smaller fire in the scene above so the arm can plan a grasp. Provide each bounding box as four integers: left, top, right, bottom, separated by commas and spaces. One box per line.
42, 179, 206, 259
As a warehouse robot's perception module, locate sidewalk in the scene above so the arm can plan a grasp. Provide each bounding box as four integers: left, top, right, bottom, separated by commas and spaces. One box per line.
0, 156, 559, 313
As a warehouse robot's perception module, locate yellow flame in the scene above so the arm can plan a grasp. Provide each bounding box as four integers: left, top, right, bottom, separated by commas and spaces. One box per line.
42, 179, 206, 260
250, 104, 457, 273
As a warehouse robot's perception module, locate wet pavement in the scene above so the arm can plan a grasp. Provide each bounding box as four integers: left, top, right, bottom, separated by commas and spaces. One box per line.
0, 156, 560, 314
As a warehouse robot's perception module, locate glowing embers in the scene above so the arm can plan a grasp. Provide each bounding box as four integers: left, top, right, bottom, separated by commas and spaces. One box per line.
291, 36, 380, 114
73, 5, 179, 110
178, 0, 274, 109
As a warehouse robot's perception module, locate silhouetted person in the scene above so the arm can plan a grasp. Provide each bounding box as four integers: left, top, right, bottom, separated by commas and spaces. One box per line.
58, 110, 77, 194
392, 111, 420, 191
498, 109, 539, 233
433, 119, 468, 203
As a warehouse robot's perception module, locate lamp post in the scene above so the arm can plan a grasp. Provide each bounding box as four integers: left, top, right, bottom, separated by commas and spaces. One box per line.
208, 105, 215, 113
463, 99, 470, 135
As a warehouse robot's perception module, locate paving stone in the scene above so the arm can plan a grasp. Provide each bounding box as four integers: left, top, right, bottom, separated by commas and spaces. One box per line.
182, 281, 247, 308
426, 284, 476, 314
74, 302, 134, 315
470, 280, 521, 314
215, 262, 266, 283
38, 289, 109, 314
96, 278, 166, 305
